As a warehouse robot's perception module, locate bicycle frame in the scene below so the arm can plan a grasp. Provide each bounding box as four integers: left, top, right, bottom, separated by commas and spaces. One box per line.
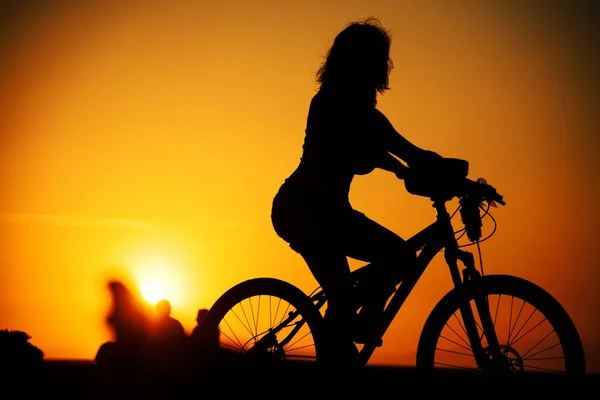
211, 169, 581, 373
305, 197, 503, 367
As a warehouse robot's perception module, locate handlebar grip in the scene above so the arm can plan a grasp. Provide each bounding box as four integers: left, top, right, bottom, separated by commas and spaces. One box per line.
465, 178, 505, 206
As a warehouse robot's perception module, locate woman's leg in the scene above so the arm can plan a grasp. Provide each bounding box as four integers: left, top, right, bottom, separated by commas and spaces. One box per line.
297, 247, 359, 364
338, 210, 415, 342
342, 209, 414, 280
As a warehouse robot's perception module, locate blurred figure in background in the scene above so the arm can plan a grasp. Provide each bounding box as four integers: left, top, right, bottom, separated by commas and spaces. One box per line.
189, 308, 209, 340
95, 280, 152, 367
189, 308, 221, 363
147, 299, 187, 368
152, 299, 186, 343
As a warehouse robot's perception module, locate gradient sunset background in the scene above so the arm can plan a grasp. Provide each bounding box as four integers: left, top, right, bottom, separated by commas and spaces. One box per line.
1, 1, 598, 372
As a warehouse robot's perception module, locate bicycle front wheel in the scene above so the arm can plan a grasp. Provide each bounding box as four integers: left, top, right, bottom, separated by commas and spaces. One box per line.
416, 274, 585, 376
199, 278, 326, 366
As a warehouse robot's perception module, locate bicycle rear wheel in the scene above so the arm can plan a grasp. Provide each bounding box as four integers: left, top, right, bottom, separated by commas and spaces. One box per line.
198, 278, 326, 366
416, 274, 585, 376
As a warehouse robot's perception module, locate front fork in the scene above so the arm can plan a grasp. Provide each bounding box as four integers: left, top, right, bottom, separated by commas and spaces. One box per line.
445, 247, 505, 370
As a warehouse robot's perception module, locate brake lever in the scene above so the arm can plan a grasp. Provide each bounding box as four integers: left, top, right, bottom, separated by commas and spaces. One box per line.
476, 178, 505, 207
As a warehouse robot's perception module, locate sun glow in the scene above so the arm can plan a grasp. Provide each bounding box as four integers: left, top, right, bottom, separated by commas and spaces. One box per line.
141, 281, 165, 304
129, 252, 188, 308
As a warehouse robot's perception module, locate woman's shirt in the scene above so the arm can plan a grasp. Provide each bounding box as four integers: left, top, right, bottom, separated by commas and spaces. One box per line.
279, 90, 388, 211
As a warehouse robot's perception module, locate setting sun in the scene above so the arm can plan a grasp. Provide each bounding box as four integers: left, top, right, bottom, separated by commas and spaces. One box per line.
141, 281, 165, 304
127, 250, 189, 309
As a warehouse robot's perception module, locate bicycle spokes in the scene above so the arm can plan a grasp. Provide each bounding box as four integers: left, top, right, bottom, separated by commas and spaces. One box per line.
217, 294, 317, 362
436, 294, 566, 373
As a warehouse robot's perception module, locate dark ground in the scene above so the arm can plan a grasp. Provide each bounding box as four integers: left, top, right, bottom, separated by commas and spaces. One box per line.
4, 360, 597, 399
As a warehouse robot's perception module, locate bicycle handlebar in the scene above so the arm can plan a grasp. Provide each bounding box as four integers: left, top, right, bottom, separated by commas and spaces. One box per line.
401, 157, 506, 206
459, 178, 506, 206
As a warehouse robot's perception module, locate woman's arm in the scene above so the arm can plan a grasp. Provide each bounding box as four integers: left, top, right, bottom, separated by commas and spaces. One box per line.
372, 109, 442, 167
372, 151, 409, 179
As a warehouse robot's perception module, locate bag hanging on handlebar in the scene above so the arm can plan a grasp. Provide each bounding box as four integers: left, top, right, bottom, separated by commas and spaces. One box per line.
404, 157, 469, 200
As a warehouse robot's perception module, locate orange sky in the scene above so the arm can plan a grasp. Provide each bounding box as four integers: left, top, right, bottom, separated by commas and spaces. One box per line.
1, 1, 598, 371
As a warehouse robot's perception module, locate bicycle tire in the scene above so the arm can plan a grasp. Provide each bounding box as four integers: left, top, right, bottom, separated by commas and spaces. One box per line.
416, 274, 585, 376
198, 277, 326, 366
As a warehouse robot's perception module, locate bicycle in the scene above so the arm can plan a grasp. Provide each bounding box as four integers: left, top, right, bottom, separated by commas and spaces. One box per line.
197, 159, 586, 376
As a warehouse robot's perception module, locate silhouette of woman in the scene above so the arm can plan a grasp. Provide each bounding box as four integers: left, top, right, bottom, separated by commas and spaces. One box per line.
271, 18, 445, 363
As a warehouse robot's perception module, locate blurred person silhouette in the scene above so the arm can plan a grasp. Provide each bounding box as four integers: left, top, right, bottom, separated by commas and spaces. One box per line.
271, 18, 451, 364
153, 299, 186, 342
148, 299, 187, 366
95, 280, 152, 367
189, 308, 209, 341
189, 308, 221, 363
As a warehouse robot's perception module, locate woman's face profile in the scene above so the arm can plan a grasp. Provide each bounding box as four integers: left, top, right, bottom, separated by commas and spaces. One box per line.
374, 48, 391, 88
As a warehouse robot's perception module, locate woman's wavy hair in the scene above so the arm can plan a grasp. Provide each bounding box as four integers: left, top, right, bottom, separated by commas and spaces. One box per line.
316, 18, 394, 105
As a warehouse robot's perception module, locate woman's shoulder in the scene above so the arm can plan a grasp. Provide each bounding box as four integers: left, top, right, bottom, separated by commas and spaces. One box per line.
310, 89, 375, 112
